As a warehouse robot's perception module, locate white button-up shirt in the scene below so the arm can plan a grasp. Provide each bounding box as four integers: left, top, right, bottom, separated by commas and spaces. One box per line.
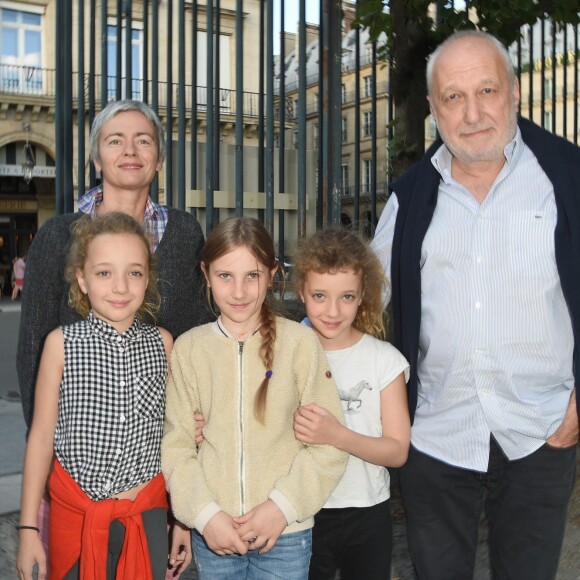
372, 129, 574, 471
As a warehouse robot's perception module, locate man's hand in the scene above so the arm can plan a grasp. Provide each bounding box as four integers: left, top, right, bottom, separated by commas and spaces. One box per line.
546, 390, 579, 448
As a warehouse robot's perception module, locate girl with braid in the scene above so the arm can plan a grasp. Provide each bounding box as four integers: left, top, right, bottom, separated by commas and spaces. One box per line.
161, 217, 347, 580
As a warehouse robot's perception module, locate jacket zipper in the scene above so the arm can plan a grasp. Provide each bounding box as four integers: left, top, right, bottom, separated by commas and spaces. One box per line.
238, 340, 246, 513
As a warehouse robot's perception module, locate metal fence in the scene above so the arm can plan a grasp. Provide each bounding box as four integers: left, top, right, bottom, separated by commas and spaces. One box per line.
47, 1, 580, 256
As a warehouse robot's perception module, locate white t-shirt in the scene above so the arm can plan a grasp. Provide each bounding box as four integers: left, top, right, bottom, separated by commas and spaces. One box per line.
323, 333, 409, 508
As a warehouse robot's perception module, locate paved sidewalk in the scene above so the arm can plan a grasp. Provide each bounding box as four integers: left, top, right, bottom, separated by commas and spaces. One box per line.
2, 467, 579, 579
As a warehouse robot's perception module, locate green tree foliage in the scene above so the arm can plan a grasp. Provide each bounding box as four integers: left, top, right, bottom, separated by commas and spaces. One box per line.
355, 0, 580, 176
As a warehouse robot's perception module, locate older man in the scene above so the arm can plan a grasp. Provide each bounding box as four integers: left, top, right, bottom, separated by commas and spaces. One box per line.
373, 31, 579, 580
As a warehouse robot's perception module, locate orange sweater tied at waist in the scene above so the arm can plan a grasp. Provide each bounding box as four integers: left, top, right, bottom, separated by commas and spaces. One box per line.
49, 460, 169, 580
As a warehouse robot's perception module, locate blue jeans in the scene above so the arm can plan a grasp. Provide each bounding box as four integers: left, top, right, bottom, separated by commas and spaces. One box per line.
192, 528, 312, 580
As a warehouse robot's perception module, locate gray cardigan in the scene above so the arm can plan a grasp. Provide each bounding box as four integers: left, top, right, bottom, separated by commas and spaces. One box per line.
17, 208, 211, 428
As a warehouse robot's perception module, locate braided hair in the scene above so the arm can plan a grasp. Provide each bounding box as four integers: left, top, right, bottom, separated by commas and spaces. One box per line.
202, 217, 280, 423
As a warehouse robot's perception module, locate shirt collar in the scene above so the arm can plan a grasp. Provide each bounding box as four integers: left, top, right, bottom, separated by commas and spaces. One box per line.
87, 311, 142, 343
77, 185, 163, 221
431, 126, 523, 183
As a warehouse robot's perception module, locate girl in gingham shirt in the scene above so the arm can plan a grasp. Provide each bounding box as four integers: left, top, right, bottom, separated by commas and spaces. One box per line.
16, 213, 190, 580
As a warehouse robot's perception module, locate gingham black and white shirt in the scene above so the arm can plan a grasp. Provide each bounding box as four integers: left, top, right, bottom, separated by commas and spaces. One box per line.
54, 313, 168, 501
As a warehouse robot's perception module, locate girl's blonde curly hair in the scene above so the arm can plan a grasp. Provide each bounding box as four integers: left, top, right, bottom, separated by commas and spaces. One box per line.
293, 228, 389, 339
65, 212, 160, 322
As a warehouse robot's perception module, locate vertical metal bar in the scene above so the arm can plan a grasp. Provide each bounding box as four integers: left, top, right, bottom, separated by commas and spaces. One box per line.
257, 0, 265, 222
165, 0, 174, 206
265, 0, 275, 234
191, 1, 198, 192
214, 0, 221, 201
528, 24, 534, 121
235, 0, 244, 216
206, 0, 215, 231
55, 0, 64, 214
327, 0, 342, 226
297, 0, 307, 238
386, 54, 394, 191
370, 40, 377, 225
78, 0, 86, 200
89, 0, 96, 186
63, 0, 74, 213
116, 1, 122, 99
321, 0, 329, 225
277, 0, 285, 258
575, 25, 579, 146
540, 19, 546, 127
177, 0, 186, 210
124, 0, 132, 98
316, 0, 323, 229
563, 26, 568, 138
551, 21, 556, 133
143, 0, 149, 102
516, 37, 522, 99
150, 0, 159, 200
354, 25, 361, 228
101, 0, 108, 105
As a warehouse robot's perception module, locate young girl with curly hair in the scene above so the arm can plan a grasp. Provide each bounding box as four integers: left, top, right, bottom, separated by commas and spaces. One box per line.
293, 228, 411, 580
17, 213, 190, 580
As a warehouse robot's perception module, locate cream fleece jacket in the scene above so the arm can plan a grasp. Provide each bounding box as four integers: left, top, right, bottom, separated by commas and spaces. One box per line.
162, 317, 348, 534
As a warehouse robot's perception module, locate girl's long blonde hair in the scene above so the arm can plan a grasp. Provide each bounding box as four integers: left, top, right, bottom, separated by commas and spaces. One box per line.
202, 217, 280, 423
65, 212, 160, 322
293, 228, 388, 339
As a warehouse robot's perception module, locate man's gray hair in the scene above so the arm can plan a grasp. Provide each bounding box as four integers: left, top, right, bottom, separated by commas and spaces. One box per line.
89, 99, 166, 165
426, 30, 516, 96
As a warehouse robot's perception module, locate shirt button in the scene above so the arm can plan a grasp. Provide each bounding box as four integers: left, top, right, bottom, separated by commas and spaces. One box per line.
475, 347, 482, 355
478, 213, 485, 219
475, 301, 481, 310
116, 448, 122, 455
116, 335, 123, 342
118, 347, 125, 353
476, 256, 483, 264
119, 380, 126, 387
119, 415, 126, 423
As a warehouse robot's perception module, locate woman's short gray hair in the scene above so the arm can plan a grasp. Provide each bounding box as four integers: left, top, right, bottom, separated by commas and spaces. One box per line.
89, 100, 166, 165
426, 30, 515, 96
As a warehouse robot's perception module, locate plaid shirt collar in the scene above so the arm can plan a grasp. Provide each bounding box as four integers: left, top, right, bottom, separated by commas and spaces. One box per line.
77, 185, 168, 252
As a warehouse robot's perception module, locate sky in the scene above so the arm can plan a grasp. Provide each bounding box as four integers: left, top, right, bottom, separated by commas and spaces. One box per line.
273, 1, 321, 34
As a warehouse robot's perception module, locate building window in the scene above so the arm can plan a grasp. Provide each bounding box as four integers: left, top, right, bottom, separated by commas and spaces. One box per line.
364, 75, 373, 98
543, 77, 553, 96
363, 159, 372, 193
341, 83, 346, 103
341, 117, 348, 142
363, 111, 373, 137
0, 6, 43, 93
341, 163, 349, 193
313, 123, 318, 149
293, 129, 298, 149
544, 111, 553, 132
365, 43, 373, 63
107, 22, 143, 100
